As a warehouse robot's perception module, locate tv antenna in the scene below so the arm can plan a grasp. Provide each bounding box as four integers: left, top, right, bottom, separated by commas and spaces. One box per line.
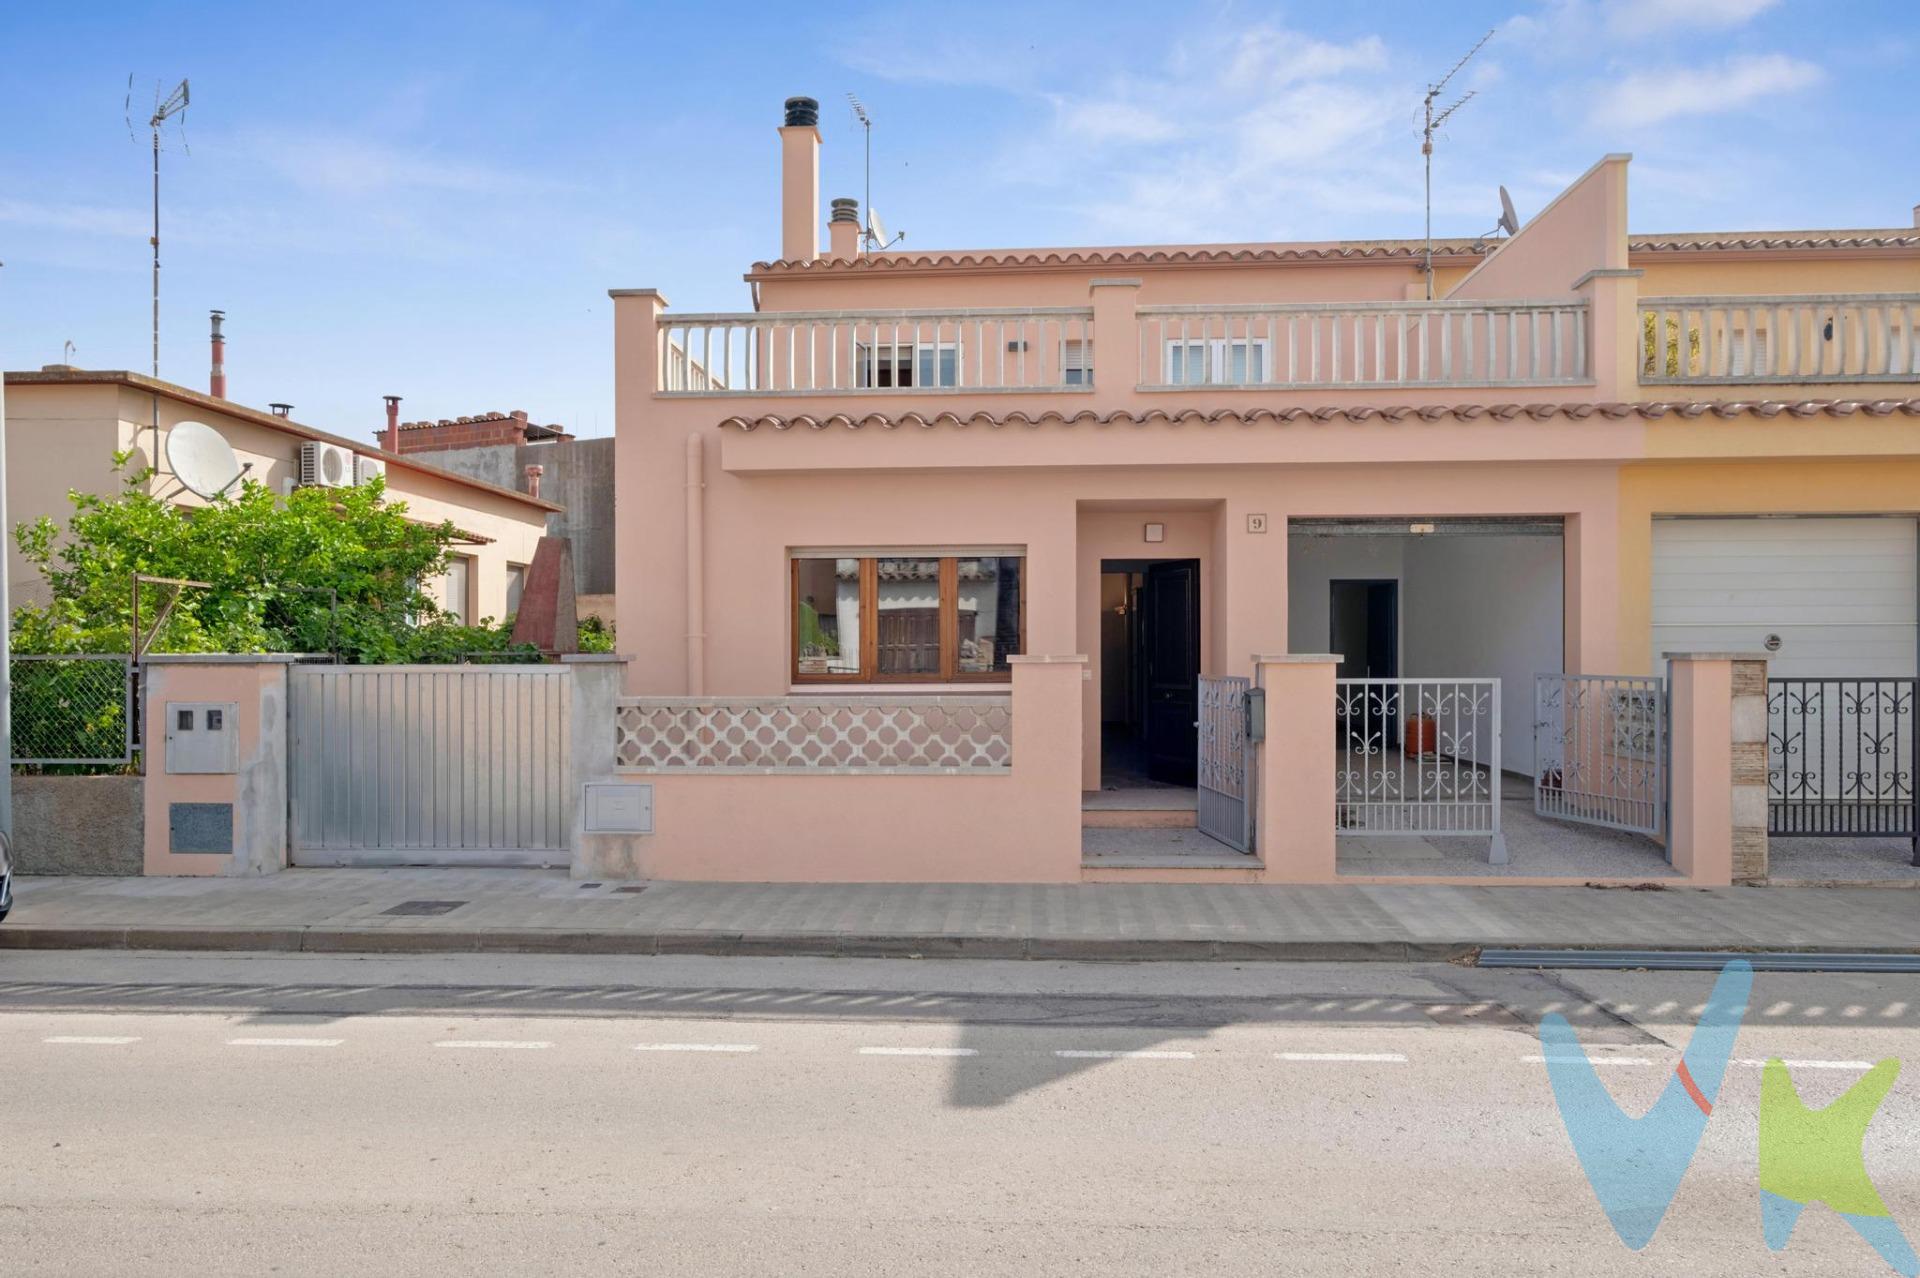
845, 92, 904, 253
128, 76, 190, 378
1420, 30, 1490, 299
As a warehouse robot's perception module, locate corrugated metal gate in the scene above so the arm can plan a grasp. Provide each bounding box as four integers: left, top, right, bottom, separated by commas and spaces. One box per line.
289, 664, 572, 867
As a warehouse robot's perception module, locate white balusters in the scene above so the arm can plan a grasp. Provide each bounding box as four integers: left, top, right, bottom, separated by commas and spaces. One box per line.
1640, 294, 1920, 385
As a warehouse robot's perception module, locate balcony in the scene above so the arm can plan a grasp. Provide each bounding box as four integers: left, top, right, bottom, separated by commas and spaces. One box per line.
1135, 300, 1589, 390
655, 298, 1592, 396
1639, 294, 1920, 387
658, 308, 1094, 395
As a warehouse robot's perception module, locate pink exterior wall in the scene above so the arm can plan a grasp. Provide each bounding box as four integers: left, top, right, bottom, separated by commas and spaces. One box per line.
141, 658, 291, 877
600, 657, 1084, 882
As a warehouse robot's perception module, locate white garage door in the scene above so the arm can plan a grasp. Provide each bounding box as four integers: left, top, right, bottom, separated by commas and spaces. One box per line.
1652, 517, 1917, 677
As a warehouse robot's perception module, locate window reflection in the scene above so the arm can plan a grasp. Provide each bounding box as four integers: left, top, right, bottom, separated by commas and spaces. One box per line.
956, 557, 1023, 674
795, 558, 860, 676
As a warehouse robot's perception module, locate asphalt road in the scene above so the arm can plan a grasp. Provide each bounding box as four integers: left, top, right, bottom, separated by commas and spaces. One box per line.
2, 950, 1916, 1277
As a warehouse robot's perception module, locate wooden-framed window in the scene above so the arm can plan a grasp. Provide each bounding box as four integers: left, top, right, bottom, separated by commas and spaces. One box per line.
791, 552, 1026, 684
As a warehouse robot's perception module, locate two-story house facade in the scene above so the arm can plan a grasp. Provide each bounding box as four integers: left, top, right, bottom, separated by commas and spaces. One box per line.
600, 95, 1920, 888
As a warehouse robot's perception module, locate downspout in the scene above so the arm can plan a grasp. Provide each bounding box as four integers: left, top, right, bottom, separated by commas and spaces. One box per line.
685, 432, 706, 694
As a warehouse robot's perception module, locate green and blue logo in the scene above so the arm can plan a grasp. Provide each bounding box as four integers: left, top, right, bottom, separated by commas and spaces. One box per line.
1540, 960, 1915, 1275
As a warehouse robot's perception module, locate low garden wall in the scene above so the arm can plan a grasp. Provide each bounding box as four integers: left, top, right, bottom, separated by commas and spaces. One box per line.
13, 774, 145, 875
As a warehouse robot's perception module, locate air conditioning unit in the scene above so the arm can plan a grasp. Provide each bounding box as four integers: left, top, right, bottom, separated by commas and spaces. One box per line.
353, 454, 387, 486
298, 441, 354, 488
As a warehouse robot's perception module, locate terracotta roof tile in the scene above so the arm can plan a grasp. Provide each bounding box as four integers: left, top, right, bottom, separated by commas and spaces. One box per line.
717, 398, 1920, 432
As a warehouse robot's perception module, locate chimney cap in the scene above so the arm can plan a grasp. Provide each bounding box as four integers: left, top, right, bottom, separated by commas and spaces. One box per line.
268, 402, 292, 417
383, 394, 402, 406
783, 96, 819, 127
830, 198, 860, 224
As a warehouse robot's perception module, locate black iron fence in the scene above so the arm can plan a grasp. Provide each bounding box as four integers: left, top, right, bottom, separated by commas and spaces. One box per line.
1767, 677, 1916, 864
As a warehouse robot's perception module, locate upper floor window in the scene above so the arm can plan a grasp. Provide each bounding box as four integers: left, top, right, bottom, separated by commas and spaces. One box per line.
1063, 339, 1094, 386
1165, 338, 1268, 385
855, 342, 959, 389
792, 552, 1025, 683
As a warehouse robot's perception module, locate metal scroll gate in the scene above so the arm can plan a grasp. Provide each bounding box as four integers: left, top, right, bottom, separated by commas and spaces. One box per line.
1533, 675, 1666, 840
1197, 675, 1253, 852
1336, 678, 1505, 863
289, 665, 572, 867
1768, 677, 1917, 864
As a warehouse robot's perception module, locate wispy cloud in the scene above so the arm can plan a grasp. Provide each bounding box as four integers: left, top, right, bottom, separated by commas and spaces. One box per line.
0, 198, 147, 238
232, 127, 522, 197
1591, 54, 1823, 129
1607, 0, 1780, 36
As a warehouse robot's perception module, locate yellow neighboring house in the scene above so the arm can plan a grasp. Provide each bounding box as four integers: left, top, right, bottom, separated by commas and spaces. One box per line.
2, 368, 560, 622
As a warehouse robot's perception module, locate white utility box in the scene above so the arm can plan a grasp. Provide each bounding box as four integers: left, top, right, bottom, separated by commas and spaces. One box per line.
164, 701, 239, 774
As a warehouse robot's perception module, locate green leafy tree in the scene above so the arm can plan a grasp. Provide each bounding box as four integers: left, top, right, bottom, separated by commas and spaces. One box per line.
13, 457, 479, 662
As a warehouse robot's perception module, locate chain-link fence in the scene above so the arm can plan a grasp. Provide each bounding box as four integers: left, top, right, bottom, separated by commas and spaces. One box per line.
10, 655, 136, 766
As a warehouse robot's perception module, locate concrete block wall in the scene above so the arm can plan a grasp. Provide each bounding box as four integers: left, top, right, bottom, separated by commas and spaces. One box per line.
12, 775, 145, 874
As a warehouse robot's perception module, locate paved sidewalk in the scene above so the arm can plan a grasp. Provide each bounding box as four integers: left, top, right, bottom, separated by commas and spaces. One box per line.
3, 870, 1916, 960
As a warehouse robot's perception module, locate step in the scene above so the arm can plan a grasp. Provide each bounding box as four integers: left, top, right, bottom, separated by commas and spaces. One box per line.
1082, 808, 1199, 829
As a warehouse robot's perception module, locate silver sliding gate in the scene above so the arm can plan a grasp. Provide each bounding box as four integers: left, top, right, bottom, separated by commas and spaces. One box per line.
1197, 675, 1253, 852
1533, 674, 1666, 840
290, 664, 572, 867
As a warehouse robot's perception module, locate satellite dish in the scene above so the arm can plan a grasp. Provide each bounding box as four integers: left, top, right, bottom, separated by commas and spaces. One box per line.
867, 207, 889, 246
1498, 185, 1521, 237
165, 420, 243, 499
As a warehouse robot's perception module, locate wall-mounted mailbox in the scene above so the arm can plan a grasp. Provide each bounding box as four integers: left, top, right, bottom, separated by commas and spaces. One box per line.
584, 783, 652, 834
165, 701, 239, 774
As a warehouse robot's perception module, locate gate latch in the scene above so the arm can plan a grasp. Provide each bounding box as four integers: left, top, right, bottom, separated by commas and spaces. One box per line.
1245, 687, 1267, 743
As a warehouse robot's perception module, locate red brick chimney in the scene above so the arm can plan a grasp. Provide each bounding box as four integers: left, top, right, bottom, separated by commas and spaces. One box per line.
383, 396, 402, 452
209, 310, 227, 398
524, 463, 544, 500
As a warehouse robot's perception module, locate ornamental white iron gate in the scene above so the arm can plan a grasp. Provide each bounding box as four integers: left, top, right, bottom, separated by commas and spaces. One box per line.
289, 664, 573, 867
1197, 675, 1253, 852
1533, 674, 1667, 841
1335, 678, 1506, 864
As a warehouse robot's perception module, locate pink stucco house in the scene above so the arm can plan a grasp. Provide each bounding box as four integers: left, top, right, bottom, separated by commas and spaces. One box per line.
598, 95, 1920, 889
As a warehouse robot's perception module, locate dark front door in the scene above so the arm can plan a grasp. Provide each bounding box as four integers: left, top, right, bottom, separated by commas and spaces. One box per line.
1142, 560, 1201, 785
1329, 580, 1397, 680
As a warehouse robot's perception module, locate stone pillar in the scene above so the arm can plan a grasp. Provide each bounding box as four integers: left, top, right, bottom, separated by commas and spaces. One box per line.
1667, 652, 1767, 886
1253, 655, 1339, 883
1728, 657, 1771, 884
1009, 654, 1089, 881
566, 654, 639, 880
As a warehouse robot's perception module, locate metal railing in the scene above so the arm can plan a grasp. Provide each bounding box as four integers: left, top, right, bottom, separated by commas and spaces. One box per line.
1534, 674, 1666, 837
1767, 677, 1916, 861
1640, 294, 1920, 385
10, 654, 136, 766
1137, 300, 1589, 390
1335, 677, 1506, 862
657, 309, 1094, 394
614, 695, 1012, 773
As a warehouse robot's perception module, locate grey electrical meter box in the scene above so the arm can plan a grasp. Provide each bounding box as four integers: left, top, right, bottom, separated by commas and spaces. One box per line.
165, 701, 239, 774
583, 783, 652, 834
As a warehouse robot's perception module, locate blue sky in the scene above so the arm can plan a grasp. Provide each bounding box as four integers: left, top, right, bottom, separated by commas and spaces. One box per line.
2, 0, 1915, 438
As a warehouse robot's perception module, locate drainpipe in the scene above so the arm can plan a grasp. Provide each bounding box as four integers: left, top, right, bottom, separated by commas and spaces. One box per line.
383, 395, 402, 452
685, 432, 706, 695
208, 310, 226, 398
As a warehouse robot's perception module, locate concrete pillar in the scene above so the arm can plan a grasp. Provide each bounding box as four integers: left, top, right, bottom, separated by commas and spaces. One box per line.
141, 655, 299, 877
1009, 654, 1088, 880
1572, 266, 1646, 406
1087, 278, 1142, 393
565, 654, 639, 879
609, 288, 670, 695
1667, 652, 1767, 886
1253, 655, 1339, 883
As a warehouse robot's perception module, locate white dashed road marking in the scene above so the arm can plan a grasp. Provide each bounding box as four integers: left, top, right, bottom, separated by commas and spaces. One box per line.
434, 1040, 553, 1050
1737, 1058, 1874, 1071
227, 1037, 344, 1048
1055, 1049, 1195, 1060
633, 1043, 760, 1053
859, 1046, 978, 1057
1523, 1056, 1655, 1066
1275, 1052, 1408, 1063
43, 1036, 141, 1045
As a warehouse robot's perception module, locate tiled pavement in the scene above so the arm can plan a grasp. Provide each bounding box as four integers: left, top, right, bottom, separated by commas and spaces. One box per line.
3, 869, 1917, 960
